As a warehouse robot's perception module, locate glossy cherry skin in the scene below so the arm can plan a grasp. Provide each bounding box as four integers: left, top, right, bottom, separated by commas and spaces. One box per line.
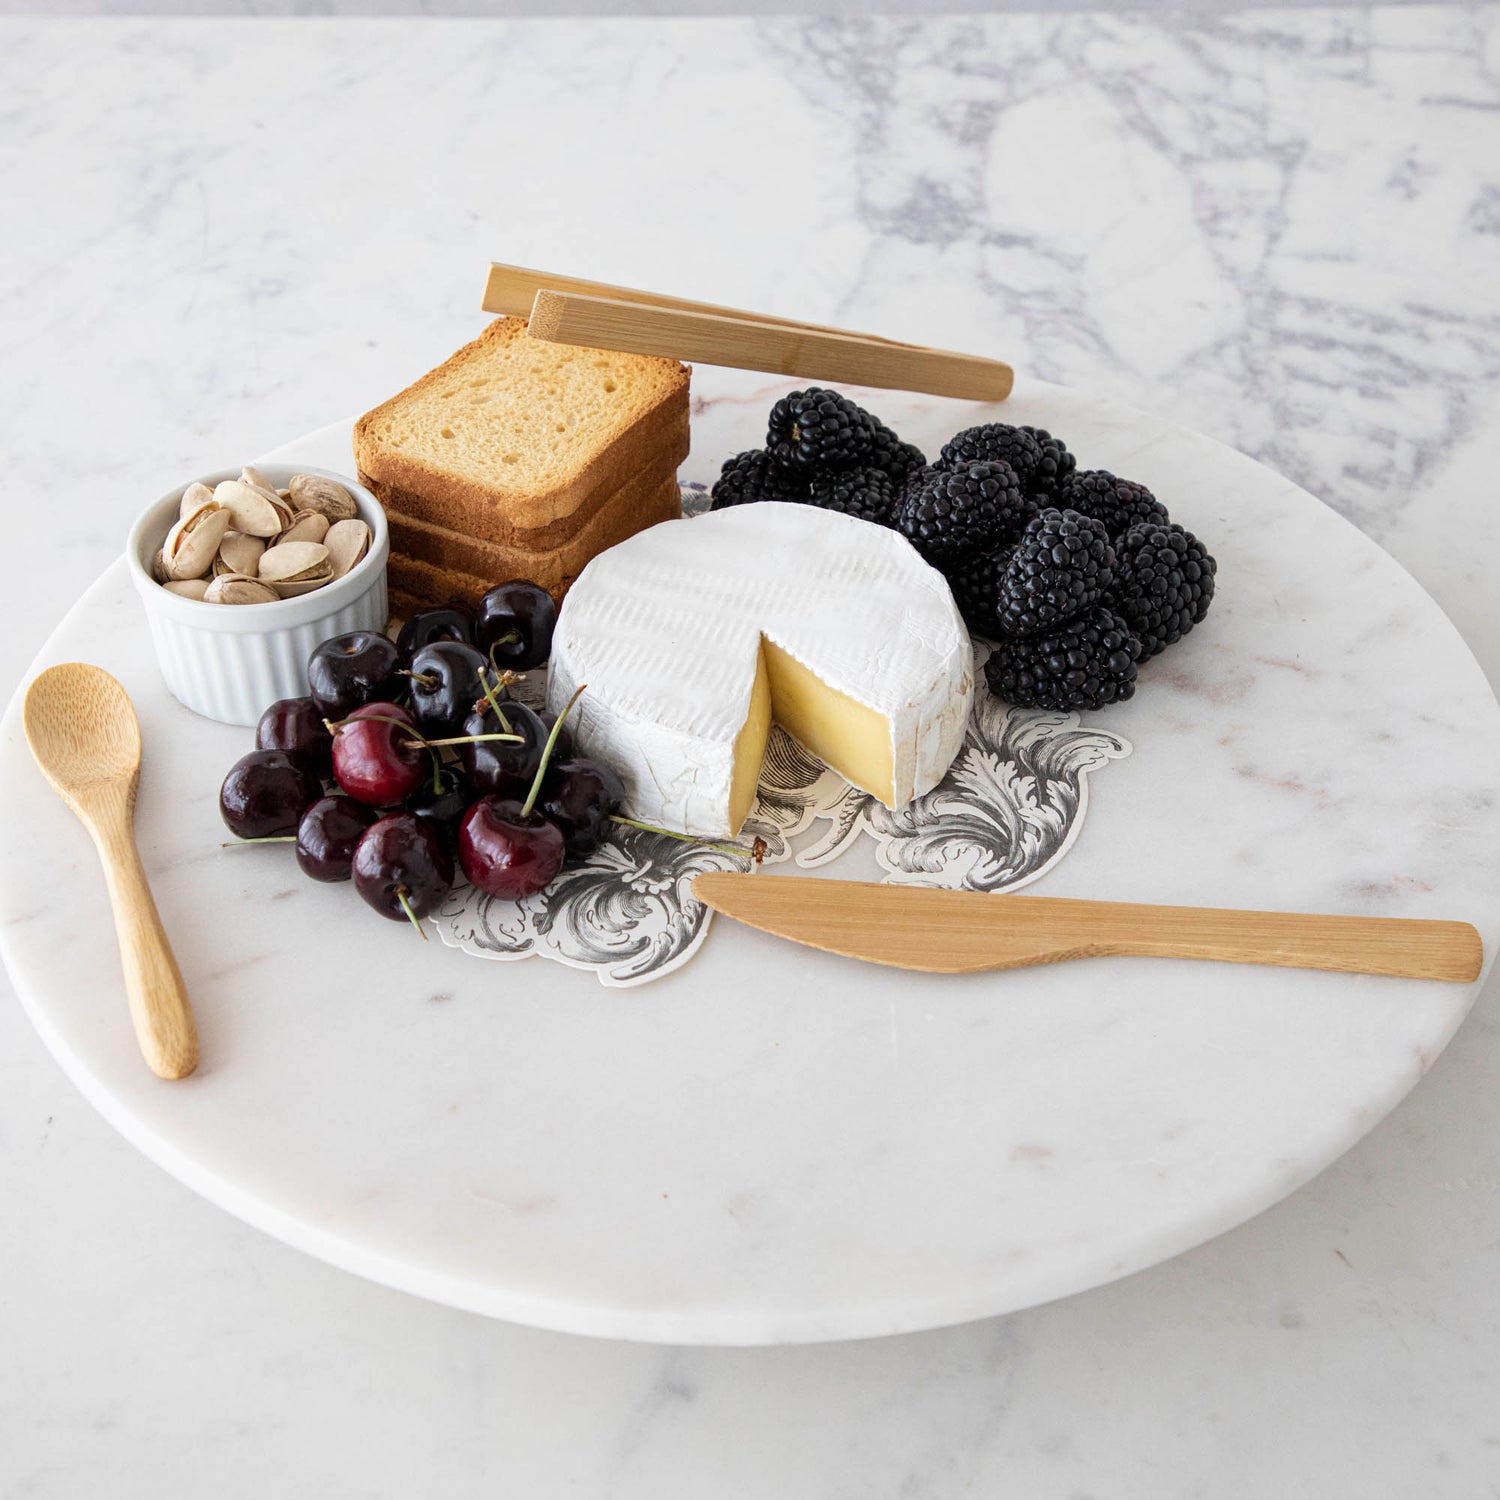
406, 762, 472, 857
295, 794, 378, 881
538, 758, 624, 859
220, 750, 324, 839
307, 630, 401, 719
255, 695, 333, 776
458, 796, 566, 900
406, 641, 492, 737
534, 707, 573, 763
475, 581, 556, 671
396, 606, 473, 666
351, 812, 455, 922
330, 701, 426, 806
458, 699, 547, 797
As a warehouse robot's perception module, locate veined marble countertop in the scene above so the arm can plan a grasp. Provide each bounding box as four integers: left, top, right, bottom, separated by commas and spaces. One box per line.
2, 10, 1498, 1496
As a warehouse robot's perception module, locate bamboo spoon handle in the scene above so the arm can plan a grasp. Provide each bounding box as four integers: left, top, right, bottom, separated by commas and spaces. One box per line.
91, 808, 198, 1080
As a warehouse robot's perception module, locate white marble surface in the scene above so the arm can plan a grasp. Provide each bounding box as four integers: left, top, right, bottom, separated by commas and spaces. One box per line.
3, 7, 1500, 1493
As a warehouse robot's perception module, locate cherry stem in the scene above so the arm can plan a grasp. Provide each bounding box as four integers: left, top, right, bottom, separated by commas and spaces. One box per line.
398, 669, 438, 689
520, 683, 585, 819
424, 731, 523, 748
477, 671, 512, 734
323, 714, 521, 750
396, 887, 428, 941
607, 816, 758, 862
486, 632, 522, 674
220, 836, 297, 847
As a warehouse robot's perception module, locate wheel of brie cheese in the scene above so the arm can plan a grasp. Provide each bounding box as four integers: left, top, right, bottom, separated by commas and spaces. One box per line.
547, 502, 974, 837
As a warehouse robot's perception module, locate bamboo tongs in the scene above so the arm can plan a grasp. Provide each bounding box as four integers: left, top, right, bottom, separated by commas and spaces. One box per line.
481, 262, 1014, 401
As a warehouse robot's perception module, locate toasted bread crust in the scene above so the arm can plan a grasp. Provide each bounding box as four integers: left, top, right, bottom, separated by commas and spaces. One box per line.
352, 317, 690, 534
387, 477, 683, 606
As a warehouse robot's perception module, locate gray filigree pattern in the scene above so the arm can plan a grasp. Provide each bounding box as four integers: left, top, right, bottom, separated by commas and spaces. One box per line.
431, 644, 1132, 987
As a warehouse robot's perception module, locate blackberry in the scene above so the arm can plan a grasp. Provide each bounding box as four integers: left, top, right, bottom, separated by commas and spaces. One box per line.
1112, 520, 1217, 658
808, 465, 899, 526
897, 460, 1032, 565
995, 508, 1115, 639
1016, 426, 1077, 501
984, 607, 1142, 712
869, 424, 927, 482
767, 388, 877, 468
938, 424, 1044, 490
944, 546, 1013, 639
710, 449, 809, 510
1059, 469, 1169, 539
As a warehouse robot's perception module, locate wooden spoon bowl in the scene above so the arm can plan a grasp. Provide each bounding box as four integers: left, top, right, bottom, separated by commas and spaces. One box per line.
24, 663, 198, 1079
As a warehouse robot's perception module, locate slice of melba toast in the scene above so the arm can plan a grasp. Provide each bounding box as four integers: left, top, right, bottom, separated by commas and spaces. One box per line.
389, 475, 683, 604
353, 317, 689, 535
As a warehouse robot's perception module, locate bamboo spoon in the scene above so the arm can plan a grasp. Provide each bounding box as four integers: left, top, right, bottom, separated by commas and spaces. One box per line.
692, 874, 1484, 982
24, 664, 199, 1079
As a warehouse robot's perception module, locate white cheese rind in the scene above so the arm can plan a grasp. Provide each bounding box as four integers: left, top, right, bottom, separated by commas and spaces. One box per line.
547, 502, 973, 836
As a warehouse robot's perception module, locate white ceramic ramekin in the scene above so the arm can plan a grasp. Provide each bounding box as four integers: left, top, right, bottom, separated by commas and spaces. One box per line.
127, 464, 389, 726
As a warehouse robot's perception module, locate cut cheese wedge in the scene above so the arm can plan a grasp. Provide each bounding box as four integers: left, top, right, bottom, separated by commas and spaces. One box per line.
547, 502, 973, 837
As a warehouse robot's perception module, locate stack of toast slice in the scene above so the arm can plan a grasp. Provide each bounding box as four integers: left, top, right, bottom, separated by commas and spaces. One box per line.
353, 317, 690, 615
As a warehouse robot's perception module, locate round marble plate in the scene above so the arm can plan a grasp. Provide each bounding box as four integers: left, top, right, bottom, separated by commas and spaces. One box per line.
3, 376, 1497, 1345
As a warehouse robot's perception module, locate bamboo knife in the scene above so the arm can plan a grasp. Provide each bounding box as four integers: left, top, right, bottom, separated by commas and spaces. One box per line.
691, 874, 1483, 982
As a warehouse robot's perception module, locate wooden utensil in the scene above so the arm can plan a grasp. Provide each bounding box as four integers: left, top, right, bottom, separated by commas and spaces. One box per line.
692, 873, 1483, 982
24, 664, 199, 1079
480, 261, 1013, 401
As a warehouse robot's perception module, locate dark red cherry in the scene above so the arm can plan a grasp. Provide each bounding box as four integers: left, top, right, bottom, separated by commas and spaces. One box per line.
351, 812, 454, 923
459, 699, 547, 797
396, 606, 473, 666
534, 706, 573, 763
538, 758, 624, 859
256, 695, 333, 776
405, 641, 491, 737
307, 630, 400, 718
406, 763, 472, 856
220, 750, 324, 839
295, 794, 378, 881
458, 796, 566, 900
330, 701, 426, 806
475, 580, 556, 671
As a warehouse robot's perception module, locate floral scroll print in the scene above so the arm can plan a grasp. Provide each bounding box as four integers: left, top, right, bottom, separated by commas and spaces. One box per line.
431, 642, 1132, 988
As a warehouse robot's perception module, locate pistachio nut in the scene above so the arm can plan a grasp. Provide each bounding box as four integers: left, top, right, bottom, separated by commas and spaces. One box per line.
276, 510, 330, 548
216, 531, 266, 577
204, 573, 279, 605
213, 479, 289, 538
178, 481, 215, 522
288, 473, 358, 523
152, 546, 173, 584
240, 465, 277, 494
163, 502, 233, 581
259, 540, 334, 597
324, 518, 372, 580
163, 577, 211, 600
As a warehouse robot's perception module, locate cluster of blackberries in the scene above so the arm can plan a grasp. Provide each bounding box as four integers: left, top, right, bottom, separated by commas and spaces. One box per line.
712, 392, 1217, 713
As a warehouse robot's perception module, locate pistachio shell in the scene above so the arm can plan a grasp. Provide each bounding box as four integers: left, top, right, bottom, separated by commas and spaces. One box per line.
288, 473, 358, 523
276, 510, 330, 547
258, 540, 332, 583
240, 465, 277, 494
204, 574, 279, 605
216, 531, 266, 577
268, 571, 334, 598
213, 479, 285, 538
164, 503, 232, 580
152, 546, 172, 584
324, 518, 372, 580
178, 481, 214, 522
163, 577, 211, 600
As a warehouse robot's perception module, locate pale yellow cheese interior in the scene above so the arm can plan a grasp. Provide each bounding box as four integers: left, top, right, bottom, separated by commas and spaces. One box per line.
726, 636, 897, 834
